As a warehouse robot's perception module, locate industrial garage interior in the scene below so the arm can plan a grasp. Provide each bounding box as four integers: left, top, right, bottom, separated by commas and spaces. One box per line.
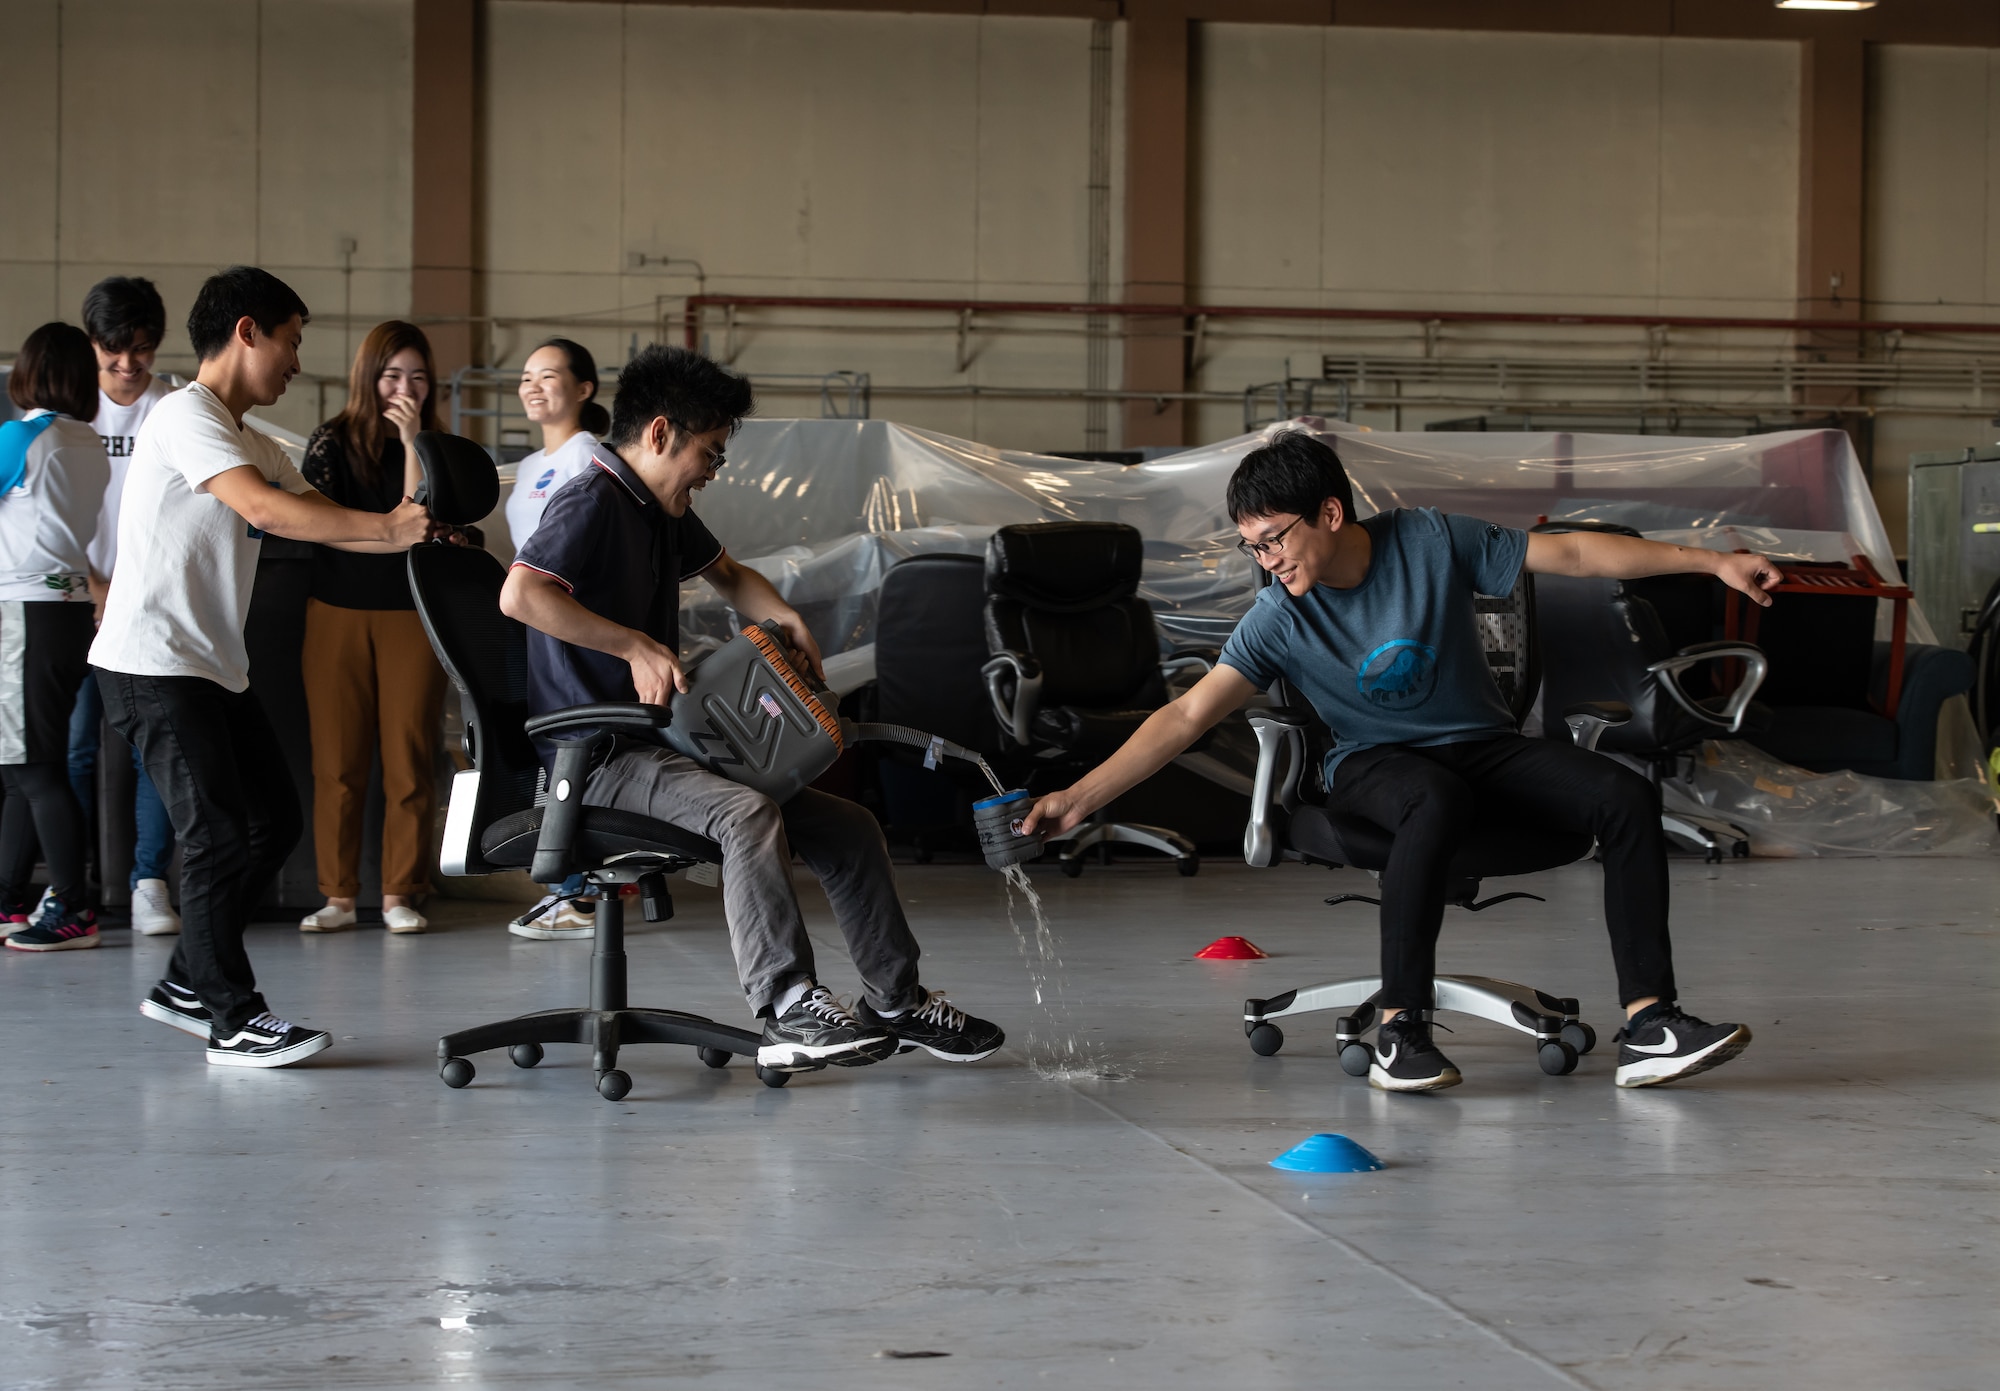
2, 2, 1996, 1388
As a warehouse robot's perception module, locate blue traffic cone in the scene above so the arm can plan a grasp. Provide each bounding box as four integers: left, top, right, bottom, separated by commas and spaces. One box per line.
1270, 1133, 1385, 1173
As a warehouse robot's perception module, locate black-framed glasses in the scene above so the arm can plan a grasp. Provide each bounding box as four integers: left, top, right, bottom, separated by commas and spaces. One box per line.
1235, 514, 1306, 560
672, 422, 726, 473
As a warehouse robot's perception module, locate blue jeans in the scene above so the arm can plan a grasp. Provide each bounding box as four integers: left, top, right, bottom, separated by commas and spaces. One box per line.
68, 670, 175, 887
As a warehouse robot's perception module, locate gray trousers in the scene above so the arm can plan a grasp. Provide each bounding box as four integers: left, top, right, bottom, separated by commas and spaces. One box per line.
584, 746, 922, 1017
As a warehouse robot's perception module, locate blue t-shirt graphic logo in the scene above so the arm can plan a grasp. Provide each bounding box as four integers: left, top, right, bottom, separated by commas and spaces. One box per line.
1357, 639, 1438, 709
533, 467, 557, 494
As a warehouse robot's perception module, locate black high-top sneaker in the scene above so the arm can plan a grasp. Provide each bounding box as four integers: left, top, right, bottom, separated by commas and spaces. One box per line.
758, 986, 898, 1071
856, 990, 1005, 1062
1369, 1012, 1463, 1093
1613, 1004, 1750, 1088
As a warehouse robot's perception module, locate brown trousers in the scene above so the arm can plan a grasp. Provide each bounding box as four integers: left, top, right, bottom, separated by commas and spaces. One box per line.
302, 600, 447, 898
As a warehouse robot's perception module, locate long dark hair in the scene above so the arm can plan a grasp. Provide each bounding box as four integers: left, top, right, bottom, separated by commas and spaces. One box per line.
333, 320, 439, 484
536, 337, 609, 436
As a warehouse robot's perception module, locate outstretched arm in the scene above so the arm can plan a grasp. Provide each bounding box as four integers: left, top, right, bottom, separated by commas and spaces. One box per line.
1524, 530, 1780, 608
204, 464, 433, 554
1019, 665, 1258, 836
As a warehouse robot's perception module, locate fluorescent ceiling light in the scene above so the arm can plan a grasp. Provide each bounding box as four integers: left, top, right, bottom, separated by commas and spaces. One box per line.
1775, 1, 1878, 10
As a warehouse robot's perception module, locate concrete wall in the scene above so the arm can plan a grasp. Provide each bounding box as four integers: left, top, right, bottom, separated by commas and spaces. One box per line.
1867, 43, 2000, 547
0, 0, 413, 437
480, 2, 1107, 451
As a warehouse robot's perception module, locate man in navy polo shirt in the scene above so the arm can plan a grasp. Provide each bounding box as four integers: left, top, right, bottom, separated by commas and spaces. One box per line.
501, 345, 1003, 1075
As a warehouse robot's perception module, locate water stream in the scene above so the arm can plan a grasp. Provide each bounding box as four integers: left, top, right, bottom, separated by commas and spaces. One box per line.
999, 863, 1130, 1082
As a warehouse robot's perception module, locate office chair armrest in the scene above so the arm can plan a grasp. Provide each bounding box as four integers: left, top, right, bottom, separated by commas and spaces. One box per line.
524, 702, 672, 740
1646, 642, 1768, 735
1244, 707, 1310, 868
1561, 701, 1632, 753
981, 651, 1044, 747
529, 732, 614, 883
1160, 654, 1213, 684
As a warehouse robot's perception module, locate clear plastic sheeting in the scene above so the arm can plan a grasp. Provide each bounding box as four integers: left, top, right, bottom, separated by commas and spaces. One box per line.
676, 415, 1915, 661
1664, 742, 1998, 858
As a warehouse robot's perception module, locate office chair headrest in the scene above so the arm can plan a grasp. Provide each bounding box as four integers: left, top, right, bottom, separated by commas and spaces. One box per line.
412, 430, 500, 526
985, 521, 1143, 612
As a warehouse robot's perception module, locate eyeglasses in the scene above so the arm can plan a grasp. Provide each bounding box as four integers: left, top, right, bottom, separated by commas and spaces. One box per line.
1235, 514, 1306, 560
673, 422, 726, 473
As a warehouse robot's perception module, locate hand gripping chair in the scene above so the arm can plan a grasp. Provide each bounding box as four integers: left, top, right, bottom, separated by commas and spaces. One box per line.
1238, 572, 1632, 1079
407, 431, 780, 1101
979, 521, 1207, 877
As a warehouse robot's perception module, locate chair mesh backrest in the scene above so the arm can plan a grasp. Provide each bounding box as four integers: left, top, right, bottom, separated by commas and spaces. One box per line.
1476, 572, 1541, 727
408, 544, 540, 827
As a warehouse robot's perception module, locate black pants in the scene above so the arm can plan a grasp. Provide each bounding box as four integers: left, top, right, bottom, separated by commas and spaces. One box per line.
0, 762, 86, 909
98, 671, 302, 1033
1331, 734, 1676, 1011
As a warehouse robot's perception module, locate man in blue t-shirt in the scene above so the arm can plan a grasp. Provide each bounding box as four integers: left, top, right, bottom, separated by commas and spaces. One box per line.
1023, 431, 1776, 1094
501, 345, 1002, 1076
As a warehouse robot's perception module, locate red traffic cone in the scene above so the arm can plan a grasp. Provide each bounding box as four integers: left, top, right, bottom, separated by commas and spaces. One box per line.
1195, 935, 1268, 960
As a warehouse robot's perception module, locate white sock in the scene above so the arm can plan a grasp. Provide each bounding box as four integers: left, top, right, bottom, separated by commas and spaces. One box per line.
774, 979, 814, 1016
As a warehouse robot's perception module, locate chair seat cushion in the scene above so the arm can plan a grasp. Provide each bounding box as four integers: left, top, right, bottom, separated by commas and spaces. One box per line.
480, 806, 722, 870
1289, 804, 1592, 879
1030, 705, 1151, 758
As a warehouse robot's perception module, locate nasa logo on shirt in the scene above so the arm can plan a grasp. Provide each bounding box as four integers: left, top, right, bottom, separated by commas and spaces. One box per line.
1357, 639, 1438, 710
530, 467, 557, 498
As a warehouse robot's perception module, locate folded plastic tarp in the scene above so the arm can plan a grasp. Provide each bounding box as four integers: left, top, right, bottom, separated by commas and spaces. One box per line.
676, 415, 1918, 656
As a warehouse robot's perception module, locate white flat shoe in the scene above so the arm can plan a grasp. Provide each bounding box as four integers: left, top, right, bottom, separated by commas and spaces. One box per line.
383, 906, 427, 935
299, 906, 358, 933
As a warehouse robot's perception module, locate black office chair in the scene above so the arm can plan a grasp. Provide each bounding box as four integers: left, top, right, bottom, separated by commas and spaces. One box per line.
979, 522, 1205, 876
1238, 572, 1630, 1078
407, 431, 779, 1101
1534, 522, 1772, 861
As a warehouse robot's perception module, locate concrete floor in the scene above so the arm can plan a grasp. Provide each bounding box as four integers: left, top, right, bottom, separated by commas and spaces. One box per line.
2, 855, 1995, 1390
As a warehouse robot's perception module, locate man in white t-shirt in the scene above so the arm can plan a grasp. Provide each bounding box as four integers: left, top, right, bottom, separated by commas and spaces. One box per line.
69, 277, 180, 938
93, 266, 433, 1069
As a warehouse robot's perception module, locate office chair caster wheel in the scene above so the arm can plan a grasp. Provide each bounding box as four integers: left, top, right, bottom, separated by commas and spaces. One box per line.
510, 1043, 543, 1069
1339, 1042, 1373, 1077
1538, 1040, 1580, 1076
697, 1047, 731, 1069
1177, 855, 1199, 877
596, 1069, 632, 1101
756, 1065, 793, 1088
1247, 1023, 1284, 1056
1059, 857, 1084, 879
1560, 1022, 1596, 1055
1731, 840, 1750, 859
439, 1057, 475, 1089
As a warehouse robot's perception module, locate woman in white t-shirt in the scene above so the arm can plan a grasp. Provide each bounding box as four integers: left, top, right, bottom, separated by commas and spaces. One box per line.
0, 324, 112, 951
502, 338, 606, 551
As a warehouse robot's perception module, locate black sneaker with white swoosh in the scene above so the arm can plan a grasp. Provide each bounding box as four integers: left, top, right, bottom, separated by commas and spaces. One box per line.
1613, 1003, 1750, 1088
1369, 1012, 1463, 1093
207, 1012, 333, 1069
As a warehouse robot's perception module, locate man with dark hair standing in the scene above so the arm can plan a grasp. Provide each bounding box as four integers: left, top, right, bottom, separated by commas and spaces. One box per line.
1024, 429, 1773, 1093
93, 266, 433, 1068
502, 343, 1004, 1075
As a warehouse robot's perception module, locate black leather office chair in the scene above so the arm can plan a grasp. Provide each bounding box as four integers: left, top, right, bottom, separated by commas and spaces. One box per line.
979, 522, 1204, 876
1238, 572, 1630, 1078
1534, 524, 1771, 861
408, 431, 779, 1101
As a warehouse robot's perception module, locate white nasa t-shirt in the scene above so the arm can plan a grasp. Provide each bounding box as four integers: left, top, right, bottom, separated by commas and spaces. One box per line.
88, 375, 174, 580
504, 430, 597, 549
90, 382, 316, 692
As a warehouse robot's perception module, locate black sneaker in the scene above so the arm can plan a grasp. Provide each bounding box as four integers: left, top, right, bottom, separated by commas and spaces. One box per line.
206, 1012, 333, 1069
757, 986, 898, 1072
858, 990, 1005, 1062
1613, 1004, 1750, 1088
140, 980, 213, 1038
1369, 1013, 1463, 1093
4, 904, 99, 952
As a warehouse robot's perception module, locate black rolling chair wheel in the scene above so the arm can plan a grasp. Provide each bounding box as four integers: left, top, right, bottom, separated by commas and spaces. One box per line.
1339, 1042, 1373, 1077
755, 1065, 793, 1088
1247, 1022, 1284, 1056
1059, 857, 1084, 879
697, 1047, 732, 1069
1538, 1040, 1580, 1076
1177, 855, 1200, 877
510, 1043, 543, 1069
439, 1057, 475, 1089
1560, 1021, 1596, 1056
596, 1069, 633, 1101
